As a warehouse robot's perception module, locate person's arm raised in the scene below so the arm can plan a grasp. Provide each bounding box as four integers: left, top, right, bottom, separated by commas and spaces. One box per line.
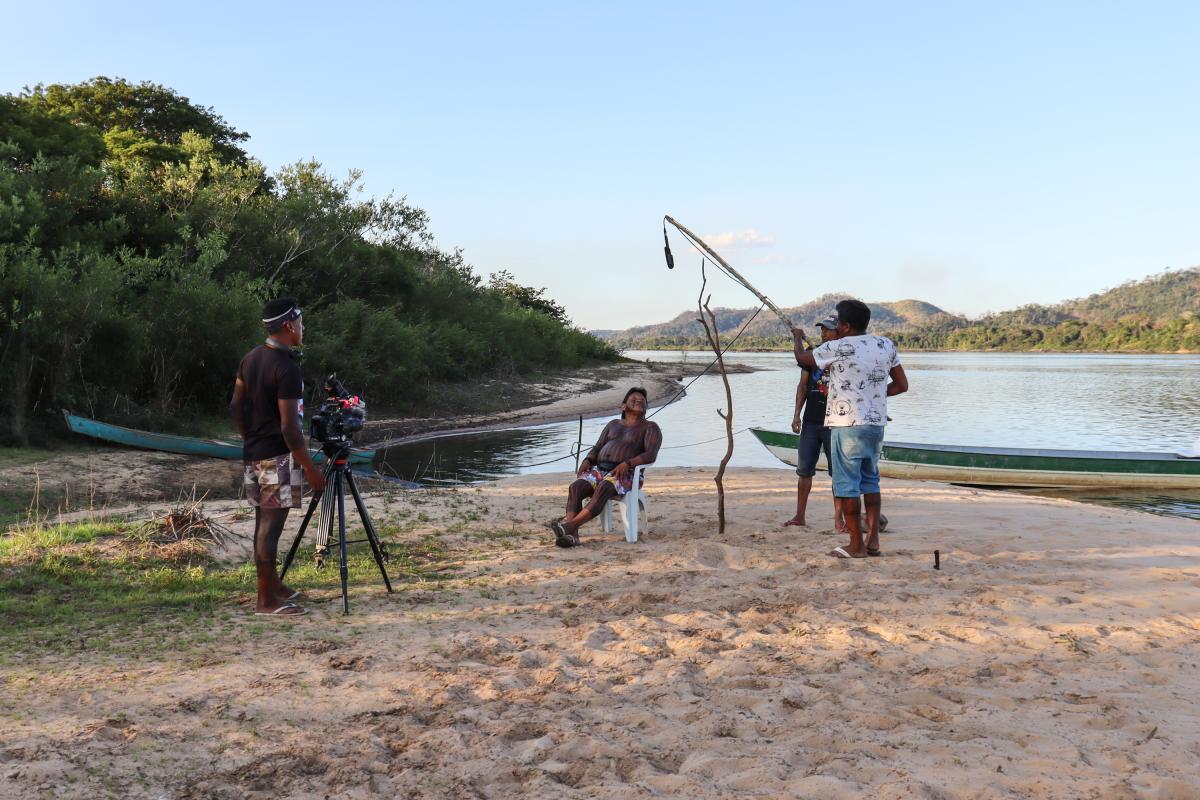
279, 399, 326, 493
792, 328, 817, 369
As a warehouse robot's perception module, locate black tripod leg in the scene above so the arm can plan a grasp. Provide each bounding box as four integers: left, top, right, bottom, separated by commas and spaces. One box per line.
280, 484, 324, 580
336, 469, 350, 615
346, 471, 394, 593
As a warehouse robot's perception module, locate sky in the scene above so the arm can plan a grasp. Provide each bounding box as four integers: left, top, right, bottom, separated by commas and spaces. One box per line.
4, 1, 1199, 329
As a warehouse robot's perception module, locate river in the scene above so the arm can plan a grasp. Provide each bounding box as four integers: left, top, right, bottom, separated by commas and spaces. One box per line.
376, 351, 1200, 520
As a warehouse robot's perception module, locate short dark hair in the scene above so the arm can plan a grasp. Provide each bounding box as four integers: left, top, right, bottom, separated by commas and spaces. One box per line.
623, 386, 648, 405
263, 296, 300, 334
835, 299, 870, 333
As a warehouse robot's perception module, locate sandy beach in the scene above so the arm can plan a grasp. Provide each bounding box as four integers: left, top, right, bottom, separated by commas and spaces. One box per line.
3, 467, 1198, 798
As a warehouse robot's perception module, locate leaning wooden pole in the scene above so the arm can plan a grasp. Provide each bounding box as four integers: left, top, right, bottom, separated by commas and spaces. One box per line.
696, 262, 735, 534
666, 215, 811, 348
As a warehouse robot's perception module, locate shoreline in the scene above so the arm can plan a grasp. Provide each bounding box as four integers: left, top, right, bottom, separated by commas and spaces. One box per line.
361, 359, 764, 448
0, 360, 702, 518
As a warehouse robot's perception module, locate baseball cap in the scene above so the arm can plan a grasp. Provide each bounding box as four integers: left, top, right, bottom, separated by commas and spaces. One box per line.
816, 315, 839, 330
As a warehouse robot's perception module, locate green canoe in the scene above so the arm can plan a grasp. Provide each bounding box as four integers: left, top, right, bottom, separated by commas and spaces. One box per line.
64, 411, 376, 466
750, 427, 1200, 490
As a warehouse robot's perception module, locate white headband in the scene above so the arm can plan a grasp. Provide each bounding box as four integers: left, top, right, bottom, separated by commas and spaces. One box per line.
262, 305, 301, 324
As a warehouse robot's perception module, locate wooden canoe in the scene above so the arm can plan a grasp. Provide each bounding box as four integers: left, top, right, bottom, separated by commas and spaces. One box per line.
750, 427, 1200, 489
64, 412, 376, 466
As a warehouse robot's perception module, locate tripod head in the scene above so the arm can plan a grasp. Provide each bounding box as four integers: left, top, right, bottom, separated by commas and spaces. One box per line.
319, 439, 355, 466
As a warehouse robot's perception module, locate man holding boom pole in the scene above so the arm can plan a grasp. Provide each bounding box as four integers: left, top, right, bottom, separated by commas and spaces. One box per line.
793, 299, 908, 558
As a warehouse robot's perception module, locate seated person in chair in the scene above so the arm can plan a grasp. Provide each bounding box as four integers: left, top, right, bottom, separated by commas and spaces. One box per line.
551, 387, 663, 548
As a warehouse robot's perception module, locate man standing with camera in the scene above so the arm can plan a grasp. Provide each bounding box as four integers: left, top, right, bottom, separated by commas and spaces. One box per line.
230, 297, 326, 616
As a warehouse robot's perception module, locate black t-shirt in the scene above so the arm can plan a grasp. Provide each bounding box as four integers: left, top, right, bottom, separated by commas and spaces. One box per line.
801, 365, 828, 427
237, 344, 304, 461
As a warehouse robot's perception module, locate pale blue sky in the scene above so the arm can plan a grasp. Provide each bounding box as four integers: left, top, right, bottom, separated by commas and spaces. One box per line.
4, 1, 1198, 329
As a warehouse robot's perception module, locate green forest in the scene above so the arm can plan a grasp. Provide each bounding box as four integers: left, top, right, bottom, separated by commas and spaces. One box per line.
0, 78, 616, 445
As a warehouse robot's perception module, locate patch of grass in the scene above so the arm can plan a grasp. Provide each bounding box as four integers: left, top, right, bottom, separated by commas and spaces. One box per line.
0, 520, 459, 661
0, 521, 251, 660
0, 492, 33, 527
0, 444, 91, 469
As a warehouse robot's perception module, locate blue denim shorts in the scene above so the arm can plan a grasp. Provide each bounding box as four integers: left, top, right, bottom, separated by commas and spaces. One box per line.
830, 425, 885, 498
795, 423, 832, 478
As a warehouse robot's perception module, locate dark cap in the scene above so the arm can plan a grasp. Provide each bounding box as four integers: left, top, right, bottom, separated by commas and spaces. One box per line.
816, 315, 839, 330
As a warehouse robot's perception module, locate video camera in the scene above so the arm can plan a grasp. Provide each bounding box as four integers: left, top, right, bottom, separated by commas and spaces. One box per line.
309, 373, 366, 447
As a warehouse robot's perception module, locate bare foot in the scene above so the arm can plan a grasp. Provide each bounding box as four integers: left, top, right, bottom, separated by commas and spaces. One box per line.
783, 516, 808, 527
275, 587, 303, 603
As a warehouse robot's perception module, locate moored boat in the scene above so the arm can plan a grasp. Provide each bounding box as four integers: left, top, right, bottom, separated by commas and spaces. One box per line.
750, 427, 1200, 490
64, 411, 376, 466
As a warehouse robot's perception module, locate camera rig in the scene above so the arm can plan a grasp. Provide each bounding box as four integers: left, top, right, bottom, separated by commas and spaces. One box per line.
282, 373, 392, 614
309, 373, 366, 447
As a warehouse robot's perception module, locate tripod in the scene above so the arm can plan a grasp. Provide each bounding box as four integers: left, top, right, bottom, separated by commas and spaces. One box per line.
280, 441, 393, 614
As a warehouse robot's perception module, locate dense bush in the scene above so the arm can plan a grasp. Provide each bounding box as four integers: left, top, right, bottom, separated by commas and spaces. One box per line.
0, 78, 616, 444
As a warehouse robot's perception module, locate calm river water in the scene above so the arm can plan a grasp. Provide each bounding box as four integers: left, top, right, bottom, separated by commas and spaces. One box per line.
377, 351, 1200, 520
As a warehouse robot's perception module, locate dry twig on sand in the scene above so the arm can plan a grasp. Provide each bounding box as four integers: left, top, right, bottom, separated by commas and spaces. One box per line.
141, 490, 247, 549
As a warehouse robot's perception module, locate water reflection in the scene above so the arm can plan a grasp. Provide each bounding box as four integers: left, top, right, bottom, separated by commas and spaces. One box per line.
376, 351, 1200, 520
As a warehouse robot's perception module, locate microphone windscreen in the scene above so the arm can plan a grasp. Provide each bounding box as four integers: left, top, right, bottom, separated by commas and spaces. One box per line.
664, 246, 674, 270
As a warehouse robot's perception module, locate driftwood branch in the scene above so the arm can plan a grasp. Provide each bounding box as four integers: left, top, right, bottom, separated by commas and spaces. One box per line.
696, 261, 735, 534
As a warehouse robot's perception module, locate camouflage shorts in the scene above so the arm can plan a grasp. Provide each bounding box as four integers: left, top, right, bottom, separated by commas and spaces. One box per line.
243, 453, 304, 509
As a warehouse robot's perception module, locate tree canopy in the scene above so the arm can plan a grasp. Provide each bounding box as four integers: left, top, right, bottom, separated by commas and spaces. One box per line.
0, 77, 615, 444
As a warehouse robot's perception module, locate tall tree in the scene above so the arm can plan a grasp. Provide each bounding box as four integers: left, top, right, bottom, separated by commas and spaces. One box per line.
20, 77, 250, 165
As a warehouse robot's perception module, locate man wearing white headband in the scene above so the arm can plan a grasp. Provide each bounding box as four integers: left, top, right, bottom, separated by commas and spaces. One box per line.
230, 297, 326, 616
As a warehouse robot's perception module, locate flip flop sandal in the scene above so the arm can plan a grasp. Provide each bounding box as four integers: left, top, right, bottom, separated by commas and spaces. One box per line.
551, 522, 578, 548
285, 590, 304, 602
829, 546, 866, 559
867, 547, 882, 557
255, 602, 307, 617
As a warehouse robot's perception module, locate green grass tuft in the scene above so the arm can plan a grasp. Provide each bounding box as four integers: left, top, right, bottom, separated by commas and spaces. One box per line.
0, 520, 458, 662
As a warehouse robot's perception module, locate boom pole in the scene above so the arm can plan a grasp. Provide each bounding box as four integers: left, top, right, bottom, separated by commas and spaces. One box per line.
664, 215, 811, 348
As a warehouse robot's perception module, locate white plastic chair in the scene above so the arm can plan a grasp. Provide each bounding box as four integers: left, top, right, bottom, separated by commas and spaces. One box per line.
601, 465, 649, 543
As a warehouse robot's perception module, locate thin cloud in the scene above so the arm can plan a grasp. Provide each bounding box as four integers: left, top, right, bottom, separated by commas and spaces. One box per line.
703, 229, 776, 249
752, 254, 787, 266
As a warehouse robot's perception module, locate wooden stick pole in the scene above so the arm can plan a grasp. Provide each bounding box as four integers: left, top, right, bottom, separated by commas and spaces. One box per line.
696, 262, 735, 534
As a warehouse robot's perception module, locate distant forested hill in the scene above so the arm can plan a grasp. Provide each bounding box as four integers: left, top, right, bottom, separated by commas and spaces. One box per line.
603, 268, 1200, 353
606, 293, 966, 350
0, 77, 616, 444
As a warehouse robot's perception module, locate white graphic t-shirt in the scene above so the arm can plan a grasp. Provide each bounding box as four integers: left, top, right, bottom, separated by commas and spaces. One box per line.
811, 334, 900, 427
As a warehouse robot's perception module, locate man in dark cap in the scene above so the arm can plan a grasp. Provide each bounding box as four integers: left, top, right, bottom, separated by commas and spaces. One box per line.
784, 315, 842, 529
793, 299, 908, 558
230, 297, 326, 616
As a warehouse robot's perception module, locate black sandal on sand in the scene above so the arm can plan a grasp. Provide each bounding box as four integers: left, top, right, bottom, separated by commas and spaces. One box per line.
829, 546, 867, 559
867, 546, 882, 557
550, 522, 579, 548
255, 602, 306, 617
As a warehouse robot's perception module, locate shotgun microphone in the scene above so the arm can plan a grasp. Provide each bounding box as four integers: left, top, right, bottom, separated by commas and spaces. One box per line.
663, 226, 674, 269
